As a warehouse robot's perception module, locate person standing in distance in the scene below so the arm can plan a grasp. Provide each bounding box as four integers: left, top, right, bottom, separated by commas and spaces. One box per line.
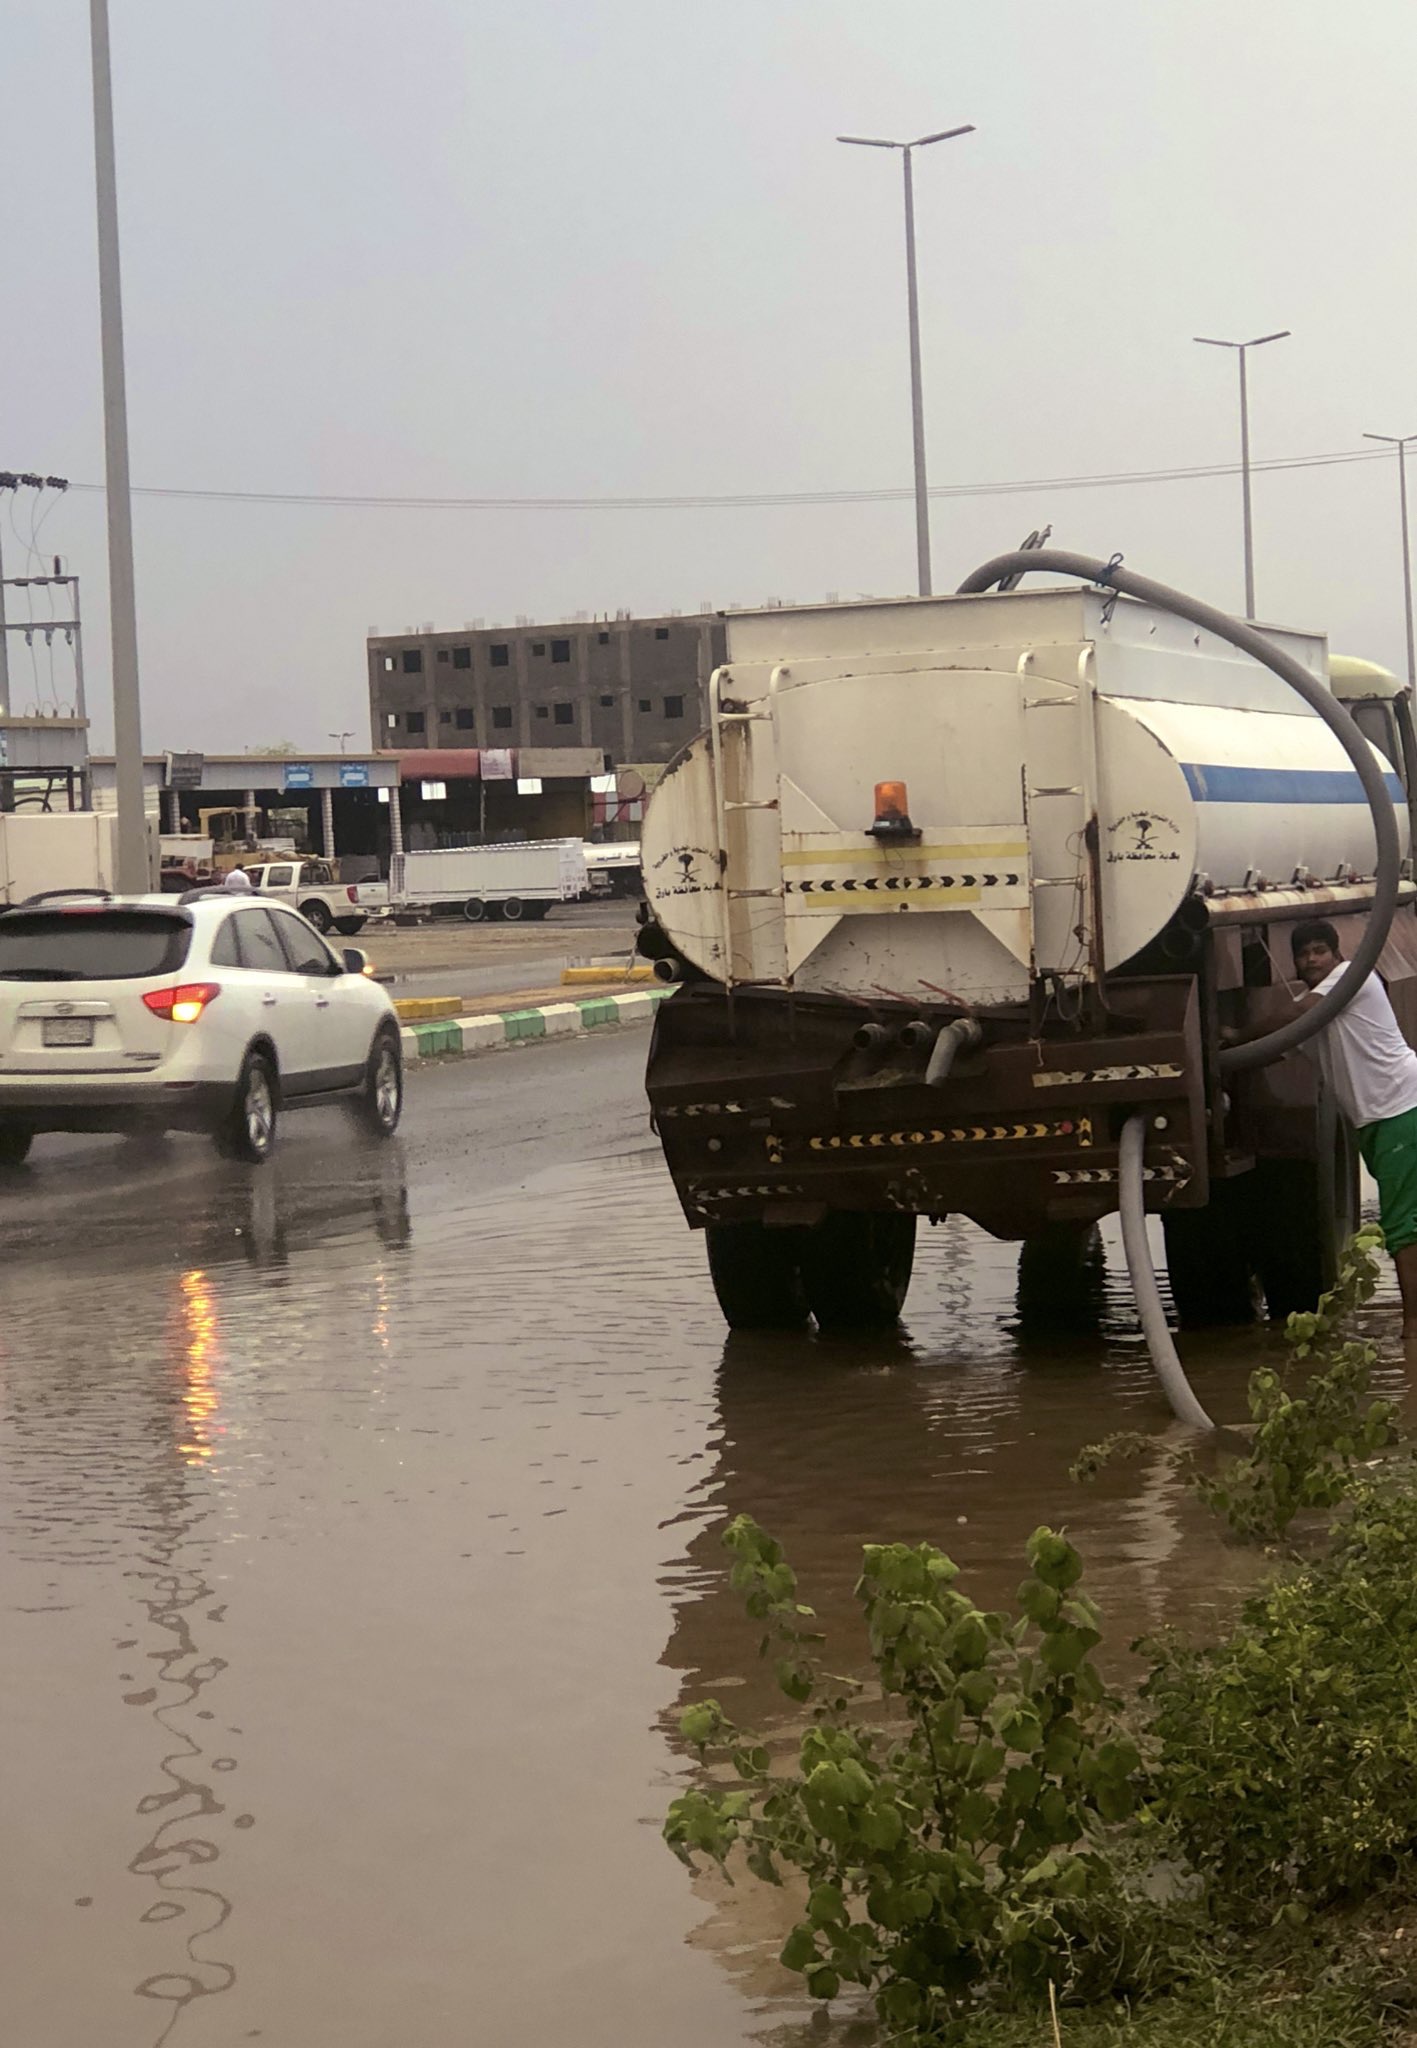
1289, 917, 1417, 1335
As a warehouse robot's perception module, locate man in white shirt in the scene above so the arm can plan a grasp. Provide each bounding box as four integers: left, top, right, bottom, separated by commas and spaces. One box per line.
1290, 917, 1417, 1335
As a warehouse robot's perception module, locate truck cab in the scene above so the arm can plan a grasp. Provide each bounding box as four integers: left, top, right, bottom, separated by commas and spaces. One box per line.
1333, 655, 1417, 823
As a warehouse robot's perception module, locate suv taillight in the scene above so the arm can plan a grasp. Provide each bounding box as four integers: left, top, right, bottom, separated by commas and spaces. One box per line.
143, 982, 222, 1023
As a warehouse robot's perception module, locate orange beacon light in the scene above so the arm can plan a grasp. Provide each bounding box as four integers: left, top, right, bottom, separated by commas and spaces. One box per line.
869, 780, 921, 842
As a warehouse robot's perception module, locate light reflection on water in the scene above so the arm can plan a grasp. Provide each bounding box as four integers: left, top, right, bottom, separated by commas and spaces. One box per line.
0, 1132, 1405, 2047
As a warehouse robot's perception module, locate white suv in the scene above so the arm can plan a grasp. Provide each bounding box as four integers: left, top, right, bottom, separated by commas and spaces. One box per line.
0, 892, 404, 1165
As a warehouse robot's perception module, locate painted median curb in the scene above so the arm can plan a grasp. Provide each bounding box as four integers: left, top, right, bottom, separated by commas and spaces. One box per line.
400, 986, 673, 1064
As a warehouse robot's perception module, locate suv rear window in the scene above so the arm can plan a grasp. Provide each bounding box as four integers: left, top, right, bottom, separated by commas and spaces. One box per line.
0, 909, 193, 982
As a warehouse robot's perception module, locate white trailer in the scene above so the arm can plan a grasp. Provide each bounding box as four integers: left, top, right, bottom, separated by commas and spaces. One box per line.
388, 839, 588, 922
0, 811, 159, 906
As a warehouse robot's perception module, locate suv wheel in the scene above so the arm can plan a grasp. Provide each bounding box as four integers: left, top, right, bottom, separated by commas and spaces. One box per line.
353, 1028, 403, 1138
0, 1124, 34, 1168
217, 1051, 279, 1163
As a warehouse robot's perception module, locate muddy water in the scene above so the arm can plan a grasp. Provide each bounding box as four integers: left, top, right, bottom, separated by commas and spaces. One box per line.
0, 1125, 1405, 2046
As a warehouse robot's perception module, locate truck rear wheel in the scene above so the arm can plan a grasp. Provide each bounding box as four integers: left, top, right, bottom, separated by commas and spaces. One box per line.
1250, 1114, 1360, 1320
1161, 1177, 1258, 1327
501, 896, 526, 922
300, 899, 334, 934
705, 1220, 810, 1331
0, 1124, 34, 1168
799, 1210, 917, 1330
462, 897, 486, 923
1016, 1224, 1105, 1332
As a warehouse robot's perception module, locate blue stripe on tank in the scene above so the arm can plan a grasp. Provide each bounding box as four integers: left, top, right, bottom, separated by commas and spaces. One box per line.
1178, 762, 1406, 806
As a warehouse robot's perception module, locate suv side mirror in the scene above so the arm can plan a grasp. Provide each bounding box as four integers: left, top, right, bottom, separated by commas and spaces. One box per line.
342, 947, 371, 977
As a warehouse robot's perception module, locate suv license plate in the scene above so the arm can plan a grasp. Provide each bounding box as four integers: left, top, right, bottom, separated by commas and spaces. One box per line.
42, 1017, 94, 1047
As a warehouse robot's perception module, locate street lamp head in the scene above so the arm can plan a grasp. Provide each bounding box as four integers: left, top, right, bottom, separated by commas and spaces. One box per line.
837, 134, 901, 149
1364, 431, 1417, 448
911, 124, 976, 148
1195, 330, 1289, 355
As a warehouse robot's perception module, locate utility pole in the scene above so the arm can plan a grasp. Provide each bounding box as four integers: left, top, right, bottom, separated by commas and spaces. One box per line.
89, 0, 149, 891
0, 474, 80, 727
1193, 330, 1290, 619
839, 124, 975, 597
1363, 432, 1417, 691
0, 496, 9, 713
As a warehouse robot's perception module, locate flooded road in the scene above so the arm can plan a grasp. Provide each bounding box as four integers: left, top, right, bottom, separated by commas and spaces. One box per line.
0, 1034, 1406, 2046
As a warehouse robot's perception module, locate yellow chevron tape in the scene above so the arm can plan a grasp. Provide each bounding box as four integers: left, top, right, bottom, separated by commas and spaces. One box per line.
789, 886, 983, 913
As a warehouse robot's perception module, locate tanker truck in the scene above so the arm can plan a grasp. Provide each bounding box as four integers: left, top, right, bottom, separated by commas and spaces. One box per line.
637, 552, 1417, 1333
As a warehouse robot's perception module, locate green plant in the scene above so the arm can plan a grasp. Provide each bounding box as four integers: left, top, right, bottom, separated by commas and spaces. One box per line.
1194, 1225, 1398, 1541
1145, 1475, 1417, 1918
1072, 1228, 1399, 1544
665, 1517, 1166, 2042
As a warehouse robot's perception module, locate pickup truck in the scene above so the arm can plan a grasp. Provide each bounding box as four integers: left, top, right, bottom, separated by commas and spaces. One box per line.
238, 859, 374, 936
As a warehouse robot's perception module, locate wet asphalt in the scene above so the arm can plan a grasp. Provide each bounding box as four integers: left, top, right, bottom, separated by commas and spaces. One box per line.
0, 1030, 1408, 2046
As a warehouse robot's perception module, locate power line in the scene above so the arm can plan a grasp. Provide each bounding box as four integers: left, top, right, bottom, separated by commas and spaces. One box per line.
60, 442, 1391, 515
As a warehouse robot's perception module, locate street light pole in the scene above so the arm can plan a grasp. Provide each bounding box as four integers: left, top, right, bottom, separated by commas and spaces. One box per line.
89, 0, 148, 892
1364, 432, 1417, 690
1194, 329, 1290, 620
1236, 347, 1254, 620
840, 124, 975, 598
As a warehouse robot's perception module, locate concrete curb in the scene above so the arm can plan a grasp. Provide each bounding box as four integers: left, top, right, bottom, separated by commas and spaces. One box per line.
400, 986, 672, 1064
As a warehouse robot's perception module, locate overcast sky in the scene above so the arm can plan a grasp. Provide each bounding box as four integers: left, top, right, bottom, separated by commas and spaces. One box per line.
3, 0, 1416, 751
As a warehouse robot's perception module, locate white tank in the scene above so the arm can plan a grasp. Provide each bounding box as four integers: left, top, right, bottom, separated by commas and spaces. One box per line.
642, 587, 1407, 1008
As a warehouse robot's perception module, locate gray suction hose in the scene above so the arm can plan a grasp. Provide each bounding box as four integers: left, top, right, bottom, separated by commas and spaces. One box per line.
956, 549, 1402, 1073
1118, 1115, 1214, 1429
926, 1015, 982, 1087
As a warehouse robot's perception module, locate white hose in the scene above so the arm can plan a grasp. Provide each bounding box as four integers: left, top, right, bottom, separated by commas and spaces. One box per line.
1118, 1115, 1214, 1431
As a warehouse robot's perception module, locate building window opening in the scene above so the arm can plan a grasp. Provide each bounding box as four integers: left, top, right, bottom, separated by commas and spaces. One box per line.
490, 643, 510, 667
405, 709, 426, 734
654, 626, 670, 640
664, 694, 684, 719
455, 707, 475, 730
492, 705, 513, 728
535, 705, 549, 719
437, 648, 449, 663
553, 702, 574, 725
599, 694, 614, 708
551, 638, 571, 663
638, 698, 651, 713
531, 642, 546, 657
452, 646, 472, 669
597, 631, 610, 645
401, 648, 423, 673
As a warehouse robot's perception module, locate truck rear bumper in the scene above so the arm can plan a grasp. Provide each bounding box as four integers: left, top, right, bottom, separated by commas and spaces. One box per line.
646, 980, 1209, 1238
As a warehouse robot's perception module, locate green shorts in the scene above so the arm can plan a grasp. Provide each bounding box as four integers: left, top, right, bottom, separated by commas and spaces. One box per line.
1357, 1104, 1417, 1256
